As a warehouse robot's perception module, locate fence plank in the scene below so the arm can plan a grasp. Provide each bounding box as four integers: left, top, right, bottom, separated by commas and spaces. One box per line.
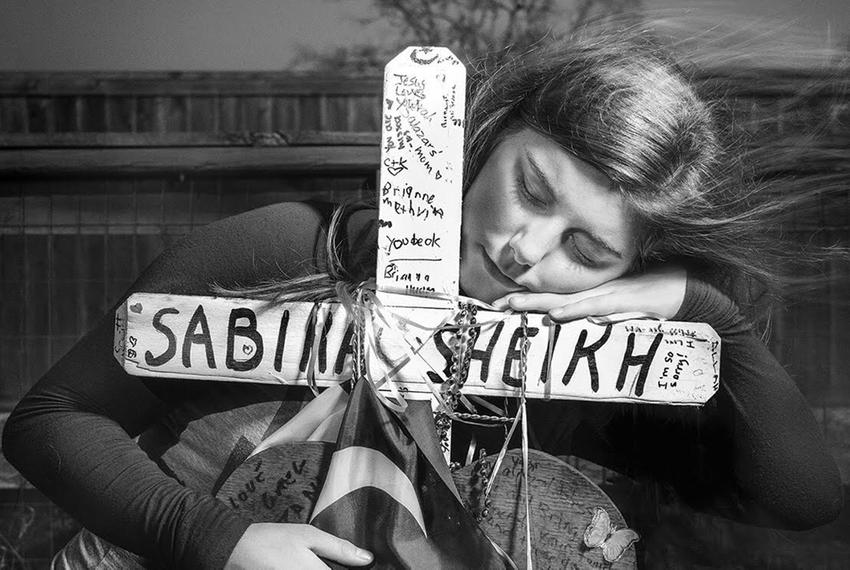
218, 96, 240, 132
0, 73, 383, 96
273, 96, 299, 131
325, 96, 348, 131
0, 131, 380, 148
166, 96, 188, 132
135, 97, 157, 132
108, 96, 134, 133
350, 95, 381, 131
188, 96, 216, 131
81, 96, 107, 132
243, 96, 272, 131
0, 146, 380, 176
25, 98, 52, 133
299, 95, 321, 130
0, 97, 27, 133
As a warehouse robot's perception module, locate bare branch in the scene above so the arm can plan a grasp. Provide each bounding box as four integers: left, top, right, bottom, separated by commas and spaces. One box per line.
297, 0, 645, 71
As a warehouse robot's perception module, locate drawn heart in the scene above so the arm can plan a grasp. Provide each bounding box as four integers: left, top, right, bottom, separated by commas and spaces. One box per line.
382, 158, 407, 177
130, 303, 143, 314
242, 344, 254, 356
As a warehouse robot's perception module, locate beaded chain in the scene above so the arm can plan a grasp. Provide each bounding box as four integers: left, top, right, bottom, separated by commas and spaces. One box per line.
467, 448, 494, 521
350, 292, 531, 524
353, 288, 369, 384
519, 311, 530, 392
434, 301, 479, 448
433, 307, 532, 522
453, 312, 530, 425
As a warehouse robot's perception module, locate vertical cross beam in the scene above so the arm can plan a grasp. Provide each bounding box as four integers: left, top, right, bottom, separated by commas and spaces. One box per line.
375, 47, 466, 460
375, 47, 466, 309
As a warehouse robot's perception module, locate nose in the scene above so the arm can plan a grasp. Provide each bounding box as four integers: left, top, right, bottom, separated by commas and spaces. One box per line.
508, 220, 562, 268
509, 234, 539, 267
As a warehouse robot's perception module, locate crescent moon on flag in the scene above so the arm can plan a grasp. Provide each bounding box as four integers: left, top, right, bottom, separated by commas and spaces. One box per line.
309, 446, 427, 535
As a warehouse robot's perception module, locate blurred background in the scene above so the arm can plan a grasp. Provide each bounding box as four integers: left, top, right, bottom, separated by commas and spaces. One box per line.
0, 1, 848, 568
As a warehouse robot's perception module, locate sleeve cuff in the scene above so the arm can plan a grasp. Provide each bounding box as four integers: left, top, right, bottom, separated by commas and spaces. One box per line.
184, 506, 252, 570
673, 275, 750, 335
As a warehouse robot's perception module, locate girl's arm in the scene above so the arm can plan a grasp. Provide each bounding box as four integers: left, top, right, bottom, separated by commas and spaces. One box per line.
651, 276, 843, 528
3, 312, 251, 568
2, 202, 340, 568
512, 271, 843, 529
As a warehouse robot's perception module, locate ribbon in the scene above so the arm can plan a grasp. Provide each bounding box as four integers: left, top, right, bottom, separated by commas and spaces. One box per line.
326, 284, 544, 567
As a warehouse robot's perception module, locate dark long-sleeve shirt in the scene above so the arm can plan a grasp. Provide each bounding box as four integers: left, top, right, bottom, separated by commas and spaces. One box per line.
3, 202, 843, 569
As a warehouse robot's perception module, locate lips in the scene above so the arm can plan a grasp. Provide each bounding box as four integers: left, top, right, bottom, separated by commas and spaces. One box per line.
481, 247, 520, 288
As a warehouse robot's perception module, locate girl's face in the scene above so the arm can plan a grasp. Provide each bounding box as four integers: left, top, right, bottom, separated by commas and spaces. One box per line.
460, 128, 638, 303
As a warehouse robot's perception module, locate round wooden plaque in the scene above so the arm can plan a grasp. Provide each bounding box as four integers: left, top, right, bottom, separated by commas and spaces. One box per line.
216, 445, 637, 569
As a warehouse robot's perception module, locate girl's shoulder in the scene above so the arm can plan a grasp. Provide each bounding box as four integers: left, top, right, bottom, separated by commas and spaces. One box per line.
133, 201, 375, 296
203, 200, 377, 255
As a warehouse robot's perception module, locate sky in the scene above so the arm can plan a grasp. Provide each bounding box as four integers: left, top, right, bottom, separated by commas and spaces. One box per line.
1, 0, 848, 70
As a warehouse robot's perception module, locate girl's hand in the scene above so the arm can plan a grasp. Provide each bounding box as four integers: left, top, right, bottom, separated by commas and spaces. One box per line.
492, 265, 687, 322
225, 523, 373, 570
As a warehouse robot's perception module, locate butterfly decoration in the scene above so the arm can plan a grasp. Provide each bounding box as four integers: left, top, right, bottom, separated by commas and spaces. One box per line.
583, 506, 640, 563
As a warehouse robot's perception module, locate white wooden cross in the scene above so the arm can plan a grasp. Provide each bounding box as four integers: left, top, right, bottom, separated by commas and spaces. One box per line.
374, 47, 464, 308
113, 48, 719, 425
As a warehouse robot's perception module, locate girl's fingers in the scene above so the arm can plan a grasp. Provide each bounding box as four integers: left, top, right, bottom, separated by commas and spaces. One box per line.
547, 294, 624, 322
302, 554, 332, 570
490, 266, 685, 318
303, 526, 374, 566
505, 291, 599, 312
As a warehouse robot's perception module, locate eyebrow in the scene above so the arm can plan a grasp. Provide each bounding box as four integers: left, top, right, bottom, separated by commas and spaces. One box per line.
525, 151, 624, 260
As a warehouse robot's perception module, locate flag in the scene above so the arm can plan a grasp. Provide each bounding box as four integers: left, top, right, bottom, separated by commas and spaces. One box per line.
310, 378, 516, 569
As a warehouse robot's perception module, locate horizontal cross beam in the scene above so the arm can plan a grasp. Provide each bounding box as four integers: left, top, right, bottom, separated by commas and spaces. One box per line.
114, 293, 719, 405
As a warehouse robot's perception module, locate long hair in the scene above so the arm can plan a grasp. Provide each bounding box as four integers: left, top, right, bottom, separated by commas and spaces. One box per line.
213, 204, 369, 303
464, 22, 848, 318
220, 20, 849, 318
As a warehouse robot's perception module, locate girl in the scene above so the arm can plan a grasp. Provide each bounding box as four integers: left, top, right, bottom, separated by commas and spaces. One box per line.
3, 23, 844, 569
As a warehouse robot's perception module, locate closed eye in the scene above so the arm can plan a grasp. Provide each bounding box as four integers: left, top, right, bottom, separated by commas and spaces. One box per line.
567, 233, 599, 267
514, 171, 547, 208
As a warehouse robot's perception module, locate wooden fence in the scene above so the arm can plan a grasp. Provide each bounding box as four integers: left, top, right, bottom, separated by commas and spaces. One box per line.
0, 70, 848, 412
0, 73, 385, 411
0, 72, 383, 178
